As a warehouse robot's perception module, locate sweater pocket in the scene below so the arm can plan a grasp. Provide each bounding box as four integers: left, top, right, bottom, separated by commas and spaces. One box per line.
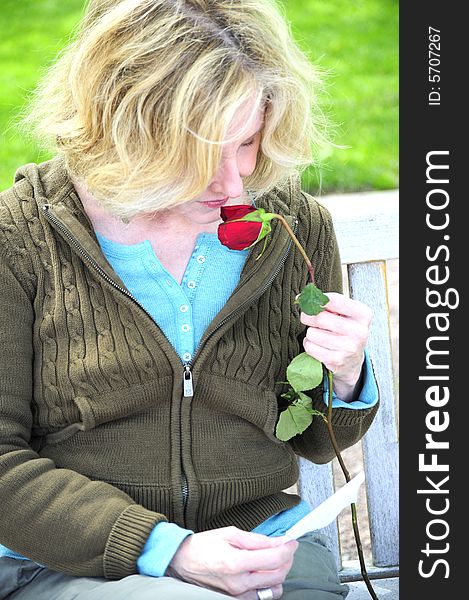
39, 395, 95, 446
190, 373, 294, 482
40, 376, 174, 446
195, 372, 283, 439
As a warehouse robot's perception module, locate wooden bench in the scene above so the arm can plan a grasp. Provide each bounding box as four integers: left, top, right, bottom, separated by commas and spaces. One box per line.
297, 190, 399, 598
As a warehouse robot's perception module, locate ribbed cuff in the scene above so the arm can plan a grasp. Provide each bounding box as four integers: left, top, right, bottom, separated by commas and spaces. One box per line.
103, 504, 166, 579
322, 351, 379, 410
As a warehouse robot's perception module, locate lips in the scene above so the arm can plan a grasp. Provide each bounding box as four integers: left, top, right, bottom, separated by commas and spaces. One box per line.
199, 197, 229, 208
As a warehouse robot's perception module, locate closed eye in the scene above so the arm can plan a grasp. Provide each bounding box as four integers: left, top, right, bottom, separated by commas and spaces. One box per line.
241, 138, 255, 148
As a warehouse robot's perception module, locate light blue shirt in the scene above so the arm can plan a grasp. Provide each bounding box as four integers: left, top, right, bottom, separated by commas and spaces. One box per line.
96, 232, 249, 365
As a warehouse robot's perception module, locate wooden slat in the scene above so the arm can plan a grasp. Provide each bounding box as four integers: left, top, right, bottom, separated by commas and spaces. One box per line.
296, 193, 399, 574
340, 563, 400, 582
297, 459, 341, 568
317, 190, 398, 264
348, 261, 399, 567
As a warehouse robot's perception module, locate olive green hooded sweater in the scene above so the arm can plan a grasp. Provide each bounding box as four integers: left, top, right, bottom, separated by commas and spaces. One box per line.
0, 157, 378, 579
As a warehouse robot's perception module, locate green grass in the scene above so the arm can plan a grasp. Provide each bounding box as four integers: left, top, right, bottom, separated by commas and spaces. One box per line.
284, 0, 398, 193
0, 0, 85, 189
0, 0, 398, 194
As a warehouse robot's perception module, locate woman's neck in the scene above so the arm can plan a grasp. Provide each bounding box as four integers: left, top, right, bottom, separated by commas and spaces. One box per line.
74, 181, 219, 246
73, 181, 222, 284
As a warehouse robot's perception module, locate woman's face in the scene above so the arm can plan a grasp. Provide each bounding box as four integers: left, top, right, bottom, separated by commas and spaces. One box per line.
171, 102, 265, 225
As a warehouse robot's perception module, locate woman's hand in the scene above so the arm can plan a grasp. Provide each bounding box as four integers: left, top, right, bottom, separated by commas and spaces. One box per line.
166, 526, 298, 599
301, 292, 373, 402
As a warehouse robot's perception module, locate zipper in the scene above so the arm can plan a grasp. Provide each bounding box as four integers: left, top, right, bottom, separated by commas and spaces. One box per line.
181, 472, 189, 513
181, 365, 193, 515
177, 219, 297, 523
183, 365, 194, 397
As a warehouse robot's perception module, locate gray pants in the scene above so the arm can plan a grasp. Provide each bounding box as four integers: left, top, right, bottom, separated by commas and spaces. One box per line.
0, 533, 349, 599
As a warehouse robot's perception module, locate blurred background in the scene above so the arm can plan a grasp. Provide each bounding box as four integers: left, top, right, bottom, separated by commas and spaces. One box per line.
0, 0, 398, 194
0, 0, 398, 564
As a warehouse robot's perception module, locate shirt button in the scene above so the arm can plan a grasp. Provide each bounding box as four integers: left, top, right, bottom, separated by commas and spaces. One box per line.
180, 305, 189, 313
182, 352, 192, 362
181, 324, 191, 332
187, 281, 196, 289
196, 255, 206, 264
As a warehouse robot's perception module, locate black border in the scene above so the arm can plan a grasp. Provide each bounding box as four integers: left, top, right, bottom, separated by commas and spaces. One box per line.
400, 4, 464, 596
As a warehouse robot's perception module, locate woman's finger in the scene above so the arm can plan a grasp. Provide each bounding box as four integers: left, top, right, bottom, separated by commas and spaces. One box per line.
234, 583, 284, 600
302, 341, 344, 372
303, 337, 365, 374
305, 322, 368, 350
301, 293, 372, 327
301, 309, 364, 337
243, 562, 293, 590
323, 292, 373, 322
305, 327, 359, 352
236, 540, 298, 573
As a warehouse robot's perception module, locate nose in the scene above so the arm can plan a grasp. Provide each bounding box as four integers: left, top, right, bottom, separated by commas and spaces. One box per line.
209, 157, 244, 198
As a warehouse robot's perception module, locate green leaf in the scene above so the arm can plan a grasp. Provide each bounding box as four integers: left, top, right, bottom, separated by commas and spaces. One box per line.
259, 211, 278, 222
236, 210, 265, 223
296, 392, 327, 418
295, 283, 329, 316
286, 352, 323, 392
275, 401, 314, 441
236, 208, 278, 224
258, 221, 272, 240
251, 222, 272, 259
280, 389, 316, 409
281, 388, 298, 403
295, 391, 314, 408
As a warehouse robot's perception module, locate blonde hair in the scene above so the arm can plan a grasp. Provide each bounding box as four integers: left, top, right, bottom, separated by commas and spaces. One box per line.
24, 0, 327, 218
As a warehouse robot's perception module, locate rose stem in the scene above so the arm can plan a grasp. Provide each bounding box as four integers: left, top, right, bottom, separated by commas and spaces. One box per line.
274, 209, 376, 598
326, 370, 378, 600
273, 214, 315, 283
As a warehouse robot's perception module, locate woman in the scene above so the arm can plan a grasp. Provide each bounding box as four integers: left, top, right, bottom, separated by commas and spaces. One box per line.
0, 1, 379, 598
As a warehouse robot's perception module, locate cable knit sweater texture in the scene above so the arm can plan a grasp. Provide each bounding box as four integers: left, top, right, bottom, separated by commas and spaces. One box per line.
0, 157, 378, 580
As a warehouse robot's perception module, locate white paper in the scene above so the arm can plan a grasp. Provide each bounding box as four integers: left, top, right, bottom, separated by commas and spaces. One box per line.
283, 471, 365, 541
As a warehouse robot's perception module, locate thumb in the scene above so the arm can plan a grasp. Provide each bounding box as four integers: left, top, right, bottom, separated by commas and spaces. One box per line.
224, 527, 284, 550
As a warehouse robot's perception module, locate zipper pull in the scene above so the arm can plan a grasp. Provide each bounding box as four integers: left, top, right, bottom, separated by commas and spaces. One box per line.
183, 366, 194, 397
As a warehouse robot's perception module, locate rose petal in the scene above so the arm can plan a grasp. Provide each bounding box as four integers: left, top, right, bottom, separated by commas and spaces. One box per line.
217, 220, 263, 250
220, 204, 257, 222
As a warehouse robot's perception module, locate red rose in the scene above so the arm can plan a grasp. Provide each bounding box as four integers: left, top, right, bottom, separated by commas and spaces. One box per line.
217, 205, 263, 250
220, 205, 257, 221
